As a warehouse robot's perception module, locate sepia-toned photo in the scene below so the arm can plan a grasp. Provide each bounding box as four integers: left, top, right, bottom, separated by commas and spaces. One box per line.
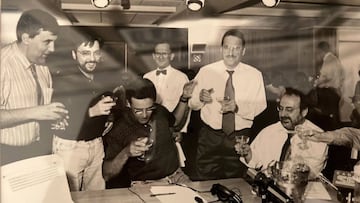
1, 0, 360, 202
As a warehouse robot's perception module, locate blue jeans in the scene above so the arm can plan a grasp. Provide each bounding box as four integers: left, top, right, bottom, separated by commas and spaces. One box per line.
52, 135, 105, 191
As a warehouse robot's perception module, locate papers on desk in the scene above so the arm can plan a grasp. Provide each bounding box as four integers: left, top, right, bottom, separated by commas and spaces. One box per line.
150, 185, 207, 203
305, 182, 332, 200
1, 154, 73, 203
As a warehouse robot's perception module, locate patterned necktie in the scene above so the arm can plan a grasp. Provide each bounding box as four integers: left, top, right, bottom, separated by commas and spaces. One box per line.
156, 69, 167, 76
222, 70, 235, 135
30, 64, 44, 105
280, 133, 293, 161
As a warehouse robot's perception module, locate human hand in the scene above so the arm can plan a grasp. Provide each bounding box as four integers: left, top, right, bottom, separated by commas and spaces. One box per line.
172, 131, 183, 142
295, 125, 314, 150
88, 96, 116, 117
34, 102, 69, 121
305, 130, 332, 144
199, 88, 214, 104
217, 97, 237, 113
182, 80, 197, 99
128, 137, 151, 157
235, 142, 251, 163
51, 117, 69, 130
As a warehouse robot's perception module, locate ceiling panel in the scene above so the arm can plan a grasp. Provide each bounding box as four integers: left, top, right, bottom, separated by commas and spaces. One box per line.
2, 0, 360, 26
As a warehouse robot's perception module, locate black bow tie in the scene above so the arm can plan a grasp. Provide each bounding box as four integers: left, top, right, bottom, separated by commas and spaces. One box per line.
156, 69, 167, 76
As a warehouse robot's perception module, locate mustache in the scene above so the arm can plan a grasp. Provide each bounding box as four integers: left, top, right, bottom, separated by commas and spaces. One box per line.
280, 117, 291, 121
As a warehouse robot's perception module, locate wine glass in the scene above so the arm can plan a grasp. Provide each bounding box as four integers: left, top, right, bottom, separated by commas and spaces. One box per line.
51, 111, 68, 130
235, 135, 250, 156
216, 96, 231, 113
137, 137, 154, 162
294, 125, 312, 150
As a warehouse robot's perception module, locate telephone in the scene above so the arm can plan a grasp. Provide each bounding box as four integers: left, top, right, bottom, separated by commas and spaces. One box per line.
210, 183, 242, 203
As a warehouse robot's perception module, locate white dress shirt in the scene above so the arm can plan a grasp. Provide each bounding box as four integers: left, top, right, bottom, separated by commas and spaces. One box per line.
189, 60, 267, 131
144, 66, 189, 132
243, 120, 328, 177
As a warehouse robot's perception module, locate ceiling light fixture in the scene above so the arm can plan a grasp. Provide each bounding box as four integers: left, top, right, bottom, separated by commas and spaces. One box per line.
91, 0, 111, 8
186, 0, 205, 11
262, 0, 280, 7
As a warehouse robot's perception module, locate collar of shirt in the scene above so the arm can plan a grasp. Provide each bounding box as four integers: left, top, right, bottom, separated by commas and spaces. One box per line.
157, 65, 171, 70
323, 52, 332, 61
14, 42, 32, 70
78, 67, 94, 81
223, 61, 241, 73
156, 66, 170, 75
225, 68, 236, 74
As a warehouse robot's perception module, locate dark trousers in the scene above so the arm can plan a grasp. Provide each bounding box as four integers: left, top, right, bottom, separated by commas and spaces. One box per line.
195, 121, 249, 180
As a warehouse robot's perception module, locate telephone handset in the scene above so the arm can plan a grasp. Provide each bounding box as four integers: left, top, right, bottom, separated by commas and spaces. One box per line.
210, 183, 242, 203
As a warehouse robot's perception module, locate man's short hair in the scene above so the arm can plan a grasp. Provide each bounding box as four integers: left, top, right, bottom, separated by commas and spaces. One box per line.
221, 29, 246, 47
282, 87, 308, 111
70, 30, 103, 51
16, 9, 59, 42
126, 78, 156, 103
317, 41, 330, 52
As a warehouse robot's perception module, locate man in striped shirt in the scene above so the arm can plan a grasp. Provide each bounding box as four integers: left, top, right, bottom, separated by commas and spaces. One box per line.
0, 9, 68, 165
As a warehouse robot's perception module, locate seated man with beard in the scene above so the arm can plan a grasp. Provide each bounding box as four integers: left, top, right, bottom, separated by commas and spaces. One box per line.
236, 88, 328, 179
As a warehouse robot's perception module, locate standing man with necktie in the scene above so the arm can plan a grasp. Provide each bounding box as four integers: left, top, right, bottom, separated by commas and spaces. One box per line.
188, 29, 267, 180
143, 42, 190, 167
237, 88, 328, 179
0, 9, 68, 165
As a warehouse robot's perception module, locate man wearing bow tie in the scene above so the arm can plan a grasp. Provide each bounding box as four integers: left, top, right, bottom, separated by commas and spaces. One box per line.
143, 42, 190, 167
144, 42, 189, 112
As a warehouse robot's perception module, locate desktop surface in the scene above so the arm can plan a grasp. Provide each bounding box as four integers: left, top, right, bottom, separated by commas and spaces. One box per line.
71, 178, 338, 203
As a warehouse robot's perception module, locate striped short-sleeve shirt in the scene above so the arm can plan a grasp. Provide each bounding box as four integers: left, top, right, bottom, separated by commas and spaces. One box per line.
1, 42, 52, 146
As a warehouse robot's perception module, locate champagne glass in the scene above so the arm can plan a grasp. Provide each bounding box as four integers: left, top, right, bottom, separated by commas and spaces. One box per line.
235, 135, 250, 156
294, 125, 312, 150
51, 110, 68, 130
137, 137, 154, 162
216, 96, 230, 113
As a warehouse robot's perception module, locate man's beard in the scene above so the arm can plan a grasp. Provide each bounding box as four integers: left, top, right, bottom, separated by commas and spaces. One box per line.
280, 116, 294, 130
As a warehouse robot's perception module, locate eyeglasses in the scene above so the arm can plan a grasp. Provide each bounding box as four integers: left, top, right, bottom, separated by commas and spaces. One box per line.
77, 50, 102, 58
132, 106, 156, 115
222, 45, 242, 52
277, 106, 299, 114
154, 52, 170, 57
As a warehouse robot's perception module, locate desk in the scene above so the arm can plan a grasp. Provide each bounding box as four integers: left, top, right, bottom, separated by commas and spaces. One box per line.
71, 178, 338, 203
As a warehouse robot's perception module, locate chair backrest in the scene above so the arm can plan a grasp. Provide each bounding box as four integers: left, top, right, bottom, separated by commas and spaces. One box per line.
1, 154, 73, 203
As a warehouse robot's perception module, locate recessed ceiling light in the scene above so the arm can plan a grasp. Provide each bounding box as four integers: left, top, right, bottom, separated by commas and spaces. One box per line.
186, 0, 205, 11
262, 0, 280, 8
91, 0, 111, 8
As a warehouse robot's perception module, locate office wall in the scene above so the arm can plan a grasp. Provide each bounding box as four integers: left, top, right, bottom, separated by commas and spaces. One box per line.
338, 29, 360, 121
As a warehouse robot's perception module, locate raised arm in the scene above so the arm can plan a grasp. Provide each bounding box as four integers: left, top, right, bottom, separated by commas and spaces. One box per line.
308, 127, 360, 149
172, 80, 197, 131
